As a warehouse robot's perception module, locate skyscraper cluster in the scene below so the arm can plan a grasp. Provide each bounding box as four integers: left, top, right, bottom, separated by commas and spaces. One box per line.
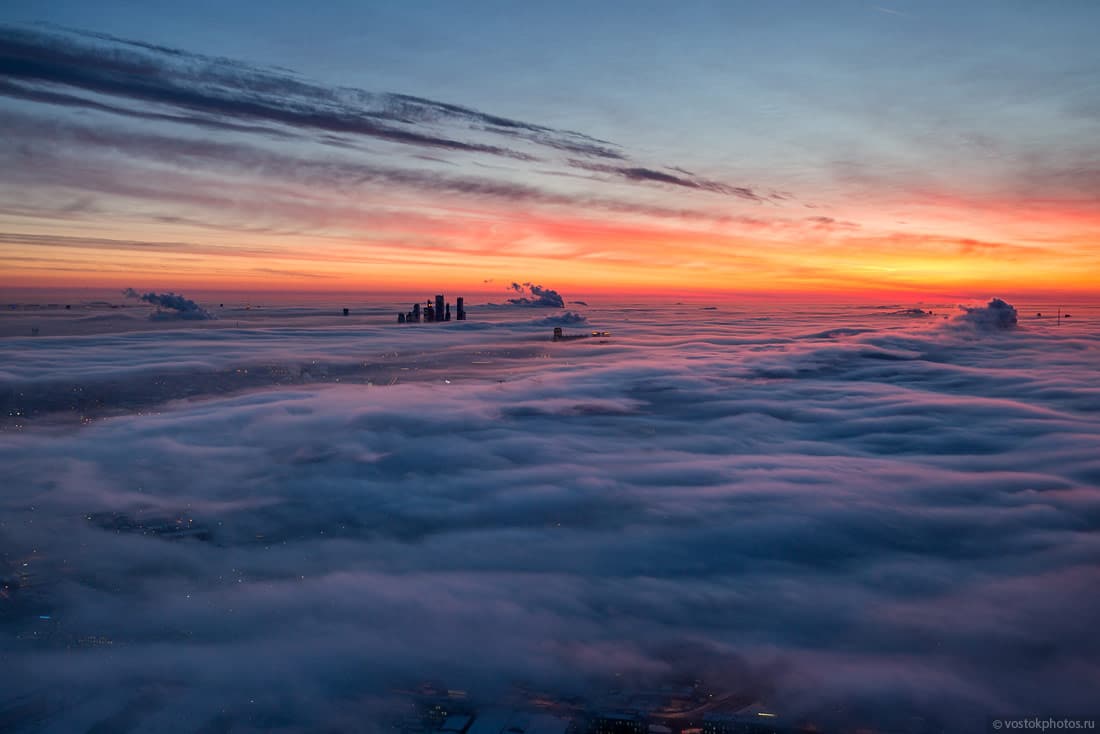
399, 294, 466, 323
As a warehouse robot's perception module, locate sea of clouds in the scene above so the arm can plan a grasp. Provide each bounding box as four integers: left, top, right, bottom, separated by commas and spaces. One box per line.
1, 299, 1098, 732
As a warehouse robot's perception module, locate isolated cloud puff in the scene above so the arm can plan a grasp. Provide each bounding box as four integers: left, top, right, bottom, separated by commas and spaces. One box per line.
507, 282, 566, 308
952, 297, 1018, 330
123, 288, 213, 320
530, 311, 588, 326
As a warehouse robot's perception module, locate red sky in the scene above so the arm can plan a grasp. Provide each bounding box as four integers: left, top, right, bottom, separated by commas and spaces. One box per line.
1, 18, 1098, 298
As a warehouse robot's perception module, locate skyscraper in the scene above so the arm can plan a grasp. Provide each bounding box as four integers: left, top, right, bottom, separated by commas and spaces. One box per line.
399, 294, 467, 325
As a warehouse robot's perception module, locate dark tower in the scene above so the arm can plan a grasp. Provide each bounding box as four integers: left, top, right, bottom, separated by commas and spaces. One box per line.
456, 297, 466, 321
412, 303, 421, 323
445, 303, 451, 321
398, 312, 406, 323
435, 295, 445, 323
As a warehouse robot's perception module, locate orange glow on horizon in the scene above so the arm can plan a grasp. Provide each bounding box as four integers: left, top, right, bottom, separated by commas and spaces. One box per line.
3, 172, 1098, 298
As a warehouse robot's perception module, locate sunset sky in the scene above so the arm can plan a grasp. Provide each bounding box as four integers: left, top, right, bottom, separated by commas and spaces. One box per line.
1, 1, 1098, 297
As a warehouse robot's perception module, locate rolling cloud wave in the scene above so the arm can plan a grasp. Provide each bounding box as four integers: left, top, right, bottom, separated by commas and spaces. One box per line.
1, 303, 1098, 731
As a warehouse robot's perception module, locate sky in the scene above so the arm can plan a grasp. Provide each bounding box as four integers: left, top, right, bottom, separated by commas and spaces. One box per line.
1, 1, 1098, 296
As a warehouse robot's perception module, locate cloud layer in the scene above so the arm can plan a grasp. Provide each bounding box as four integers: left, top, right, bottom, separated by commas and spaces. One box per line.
1, 302, 1098, 732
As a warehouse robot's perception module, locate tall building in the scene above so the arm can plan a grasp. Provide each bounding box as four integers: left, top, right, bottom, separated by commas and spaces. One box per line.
398, 293, 467, 324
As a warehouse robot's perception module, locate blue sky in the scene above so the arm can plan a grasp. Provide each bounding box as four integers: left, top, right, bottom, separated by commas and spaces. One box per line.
7, 0, 1096, 172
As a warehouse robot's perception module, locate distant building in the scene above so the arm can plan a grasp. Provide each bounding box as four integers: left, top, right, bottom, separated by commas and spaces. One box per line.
588, 712, 646, 734
553, 327, 608, 341
701, 711, 785, 734
398, 293, 467, 324
466, 709, 570, 734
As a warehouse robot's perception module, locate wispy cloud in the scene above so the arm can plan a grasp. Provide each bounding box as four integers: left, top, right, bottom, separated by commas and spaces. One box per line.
0, 25, 619, 161
569, 160, 765, 201
874, 6, 911, 18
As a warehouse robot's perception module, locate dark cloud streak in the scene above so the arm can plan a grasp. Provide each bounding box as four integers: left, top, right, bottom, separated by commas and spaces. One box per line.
0, 23, 787, 221
0, 25, 619, 162
569, 160, 765, 201
0, 112, 766, 227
